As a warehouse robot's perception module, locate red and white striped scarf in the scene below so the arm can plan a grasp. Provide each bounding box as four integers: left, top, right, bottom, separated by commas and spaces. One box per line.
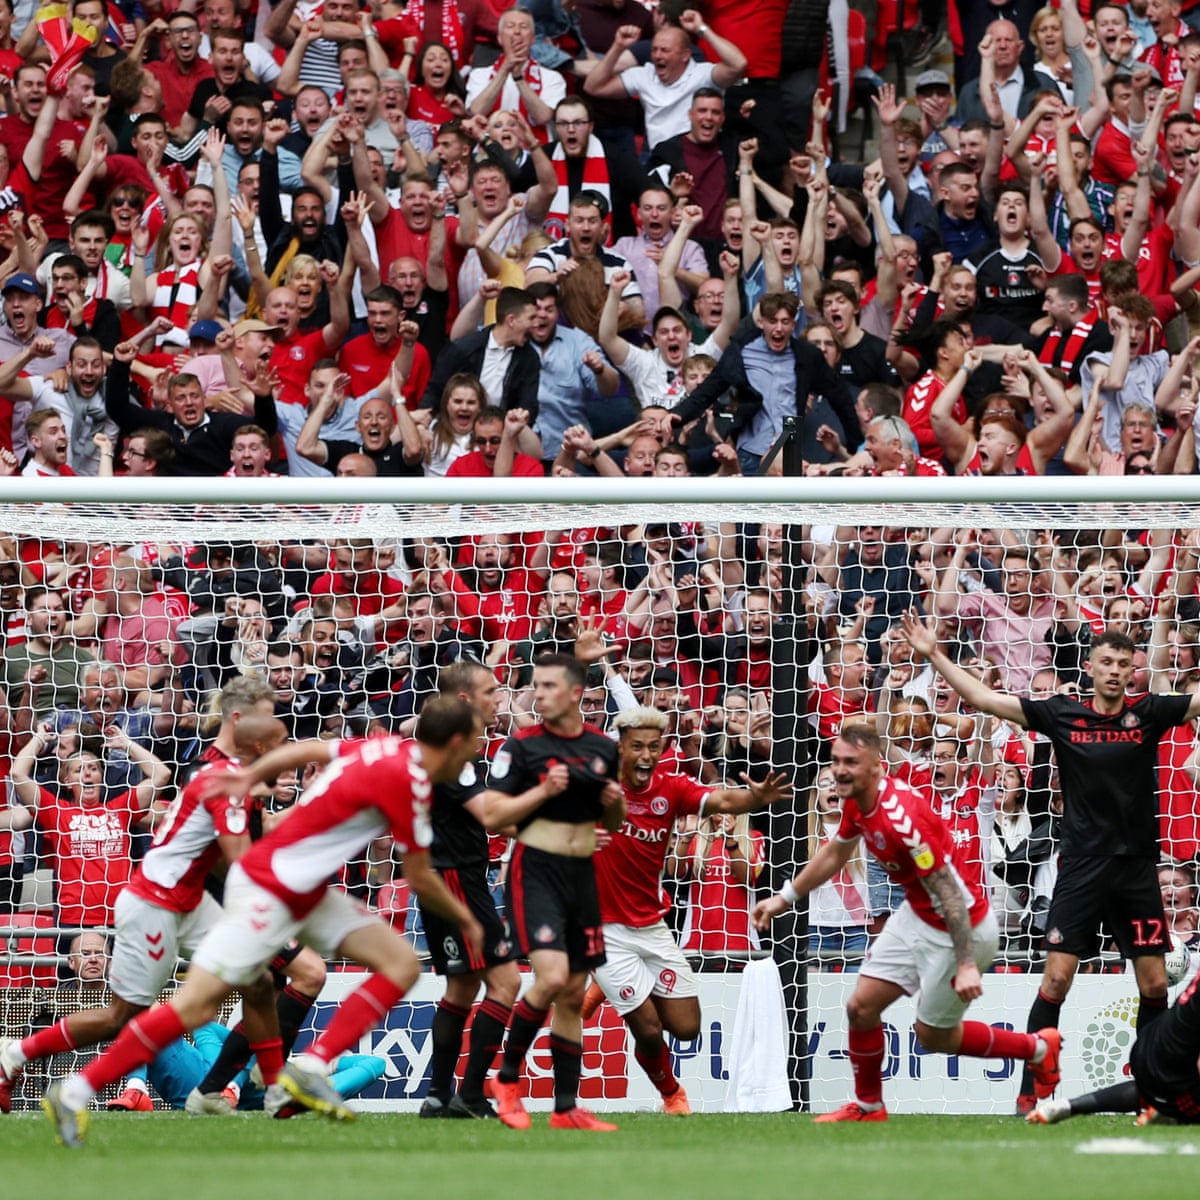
545, 134, 611, 241
406, 0, 465, 68
1038, 306, 1099, 375
491, 56, 551, 139
152, 259, 200, 346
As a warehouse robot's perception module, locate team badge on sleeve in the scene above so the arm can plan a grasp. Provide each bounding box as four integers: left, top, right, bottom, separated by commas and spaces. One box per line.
911, 844, 935, 870
226, 807, 247, 835
492, 750, 511, 779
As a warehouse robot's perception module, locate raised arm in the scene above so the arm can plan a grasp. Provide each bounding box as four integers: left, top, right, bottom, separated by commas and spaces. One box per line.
872, 82, 910, 213
679, 9, 746, 88
899, 610, 1028, 725
597, 269, 632, 367
583, 24, 640, 100
930, 348, 978, 470
1063, 366, 1108, 475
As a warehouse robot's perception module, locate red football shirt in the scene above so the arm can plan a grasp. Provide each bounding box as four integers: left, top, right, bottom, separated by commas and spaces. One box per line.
338, 332, 431, 405
595, 766, 710, 927
835, 774, 989, 932
239, 735, 432, 918
37, 787, 142, 927
127, 758, 250, 914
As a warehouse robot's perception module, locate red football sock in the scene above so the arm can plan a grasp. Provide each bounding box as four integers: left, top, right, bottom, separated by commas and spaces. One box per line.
21, 1018, 78, 1064
81, 1005, 186, 1092
250, 1037, 284, 1085
848, 1025, 885, 1105
958, 1021, 1038, 1060
634, 1040, 679, 1097
307, 974, 405, 1064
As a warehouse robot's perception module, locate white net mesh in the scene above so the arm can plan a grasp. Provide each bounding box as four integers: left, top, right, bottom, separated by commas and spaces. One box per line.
2, 477, 1199, 1114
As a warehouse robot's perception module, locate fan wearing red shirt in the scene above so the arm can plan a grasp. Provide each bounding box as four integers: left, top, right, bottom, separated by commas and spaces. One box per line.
589, 707, 791, 1113
263, 278, 351, 409
931, 347, 1074, 476
755, 725, 1062, 1122
446, 406, 545, 478
338, 286, 431, 404
309, 539, 408, 622
8, 723, 170, 931
357, 169, 471, 317
439, 531, 547, 645
903, 320, 969, 465
44, 701, 485, 1141
0, 688, 284, 1113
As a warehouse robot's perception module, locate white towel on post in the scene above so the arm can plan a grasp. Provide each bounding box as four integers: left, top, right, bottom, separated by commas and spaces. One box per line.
722, 956, 794, 1112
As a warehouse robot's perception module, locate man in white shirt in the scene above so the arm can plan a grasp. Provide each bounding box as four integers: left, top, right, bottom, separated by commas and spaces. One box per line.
466, 7, 565, 132
584, 9, 746, 150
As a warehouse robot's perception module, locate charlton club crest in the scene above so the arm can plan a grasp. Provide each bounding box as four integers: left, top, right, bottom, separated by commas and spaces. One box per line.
1006, 270, 1022, 287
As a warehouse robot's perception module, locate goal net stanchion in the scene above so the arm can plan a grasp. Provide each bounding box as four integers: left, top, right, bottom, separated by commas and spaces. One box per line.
1, 475, 1197, 1115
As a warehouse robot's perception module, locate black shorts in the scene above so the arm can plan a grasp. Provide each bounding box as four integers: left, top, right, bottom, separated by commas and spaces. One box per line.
1130, 980, 1200, 1123
507, 843, 606, 973
421, 864, 515, 977
1044, 855, 1168, 960
267, 940, 305, 987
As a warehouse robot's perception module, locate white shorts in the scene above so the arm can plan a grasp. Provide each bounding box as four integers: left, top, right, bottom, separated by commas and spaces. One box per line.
860, 901, 999, 1029
593, 921, 699, 1016
191, 864, 379, 987
108, 889, 225, 1007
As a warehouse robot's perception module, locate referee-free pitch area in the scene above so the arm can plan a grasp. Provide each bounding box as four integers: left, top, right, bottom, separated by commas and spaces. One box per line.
2, 1112, 1197, 1200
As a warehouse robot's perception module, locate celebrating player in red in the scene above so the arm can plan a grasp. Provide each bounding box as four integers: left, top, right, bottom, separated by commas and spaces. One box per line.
754, 724, 1061, 1122
592, 706, 791, 1113
0, 679, 284, 1114
42, 698, 484, 1148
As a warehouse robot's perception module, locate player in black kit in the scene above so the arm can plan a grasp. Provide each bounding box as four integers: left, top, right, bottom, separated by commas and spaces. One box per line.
417, 662, 520, 1121
480, 653, 625, 1132
900, 617, 1200, 1115
1029, 967, 1200, 1125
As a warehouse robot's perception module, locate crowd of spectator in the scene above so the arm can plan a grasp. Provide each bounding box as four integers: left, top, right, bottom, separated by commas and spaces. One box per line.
2, 0, 1200, 977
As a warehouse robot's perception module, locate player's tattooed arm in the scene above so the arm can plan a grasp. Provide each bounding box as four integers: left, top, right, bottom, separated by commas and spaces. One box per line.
922, 865, 976, 969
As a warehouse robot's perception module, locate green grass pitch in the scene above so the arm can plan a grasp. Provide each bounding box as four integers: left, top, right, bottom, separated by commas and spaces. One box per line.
2, 1111, 1199, 1200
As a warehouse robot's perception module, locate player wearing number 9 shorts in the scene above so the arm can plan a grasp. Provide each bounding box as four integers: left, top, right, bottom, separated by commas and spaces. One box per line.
590, 707, 792, 1114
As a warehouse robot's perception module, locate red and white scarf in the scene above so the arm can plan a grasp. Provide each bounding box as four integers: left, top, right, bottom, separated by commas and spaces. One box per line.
152, 259, 200, 346
1039, 306, 1099, 375
491, 56, 551, 140
545, 134, 611, 241
406, 0, 465, 68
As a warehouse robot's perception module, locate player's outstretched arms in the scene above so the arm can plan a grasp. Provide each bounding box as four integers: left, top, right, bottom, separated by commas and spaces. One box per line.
898, 609, 1027, 727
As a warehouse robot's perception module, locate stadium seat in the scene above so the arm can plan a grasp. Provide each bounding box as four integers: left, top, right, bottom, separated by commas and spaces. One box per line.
870, 0, 917, 94
1, 912, 59, 986
831, 8, 877, 163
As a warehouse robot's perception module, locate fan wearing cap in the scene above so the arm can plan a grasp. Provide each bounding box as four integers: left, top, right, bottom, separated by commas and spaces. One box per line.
912, 70, 955, 160
0, 273, 73, 462
186, 317, 280, 402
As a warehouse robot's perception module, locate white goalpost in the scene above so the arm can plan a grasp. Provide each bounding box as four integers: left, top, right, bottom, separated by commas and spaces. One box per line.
1, 475, 1197, 1114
